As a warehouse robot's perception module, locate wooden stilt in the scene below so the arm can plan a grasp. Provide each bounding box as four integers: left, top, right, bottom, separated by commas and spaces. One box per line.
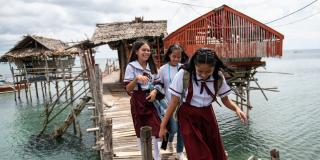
27, 77, 32, 103
63, 68, 68, 101
24, 79, 29, 101
240, 84, 244, 110
9, 64, 17, 101
246, 73, 251, 118
34, 76, 39, 100
55, 81, 59, 98
16, 76, 21, 99
69, 80, 74, 103
41, 81, 45, 101
44, 81, 48, 101
103, 118, 113, 160
48, 81, 52, 102
23, 65, 29, 102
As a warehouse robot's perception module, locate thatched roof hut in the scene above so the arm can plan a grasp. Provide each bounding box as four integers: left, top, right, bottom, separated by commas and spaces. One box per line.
92, 17, 167, 48
0, 35, 78, 61
91, 17, 167, 81
0, 35, 80, 72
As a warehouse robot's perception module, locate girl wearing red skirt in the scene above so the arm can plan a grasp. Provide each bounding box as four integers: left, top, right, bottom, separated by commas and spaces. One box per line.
159, 48, 247, 160
124, 39, 161, 160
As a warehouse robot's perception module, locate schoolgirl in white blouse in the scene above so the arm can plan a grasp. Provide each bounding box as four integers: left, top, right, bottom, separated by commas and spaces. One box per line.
156, 44, 188, 159
123, 39, 161, 160
159, 48, 247, 160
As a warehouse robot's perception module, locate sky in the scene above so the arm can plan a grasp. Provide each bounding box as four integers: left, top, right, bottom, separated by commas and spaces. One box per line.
0, 0, 319, 58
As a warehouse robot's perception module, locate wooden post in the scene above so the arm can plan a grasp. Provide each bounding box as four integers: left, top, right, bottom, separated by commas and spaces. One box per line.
63, 68, 68, 101
103, 118, 113, 160
48, 80, 52, 102
44, 81, 47, 101
23, 65, 29, 102
55, 81, 59, 98
95, 64, 104, 142
246, 73, 251, 118
270, 149, 279, 160
41, 81, 45, 101
16, 76, 21, 99
27, 76, 32, 102
240, 84, 244, 110
79, 55, 87, 95
69, 80, 74, 102
34, 76, 39, 100
83, 50, 101, 141
95, 64, 103, 118
9, 65, 17, 101
140, 126, 152, 160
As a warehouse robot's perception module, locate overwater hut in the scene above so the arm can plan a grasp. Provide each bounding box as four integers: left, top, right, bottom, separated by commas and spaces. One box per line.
0, 35, 82, 101
0, 35, 78, 74
164, 5, 284, 115
91, 17, 167, 81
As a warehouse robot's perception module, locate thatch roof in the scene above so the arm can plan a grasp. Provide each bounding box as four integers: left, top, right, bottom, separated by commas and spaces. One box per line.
0, 35, 79, 61
91, 18, 167, 46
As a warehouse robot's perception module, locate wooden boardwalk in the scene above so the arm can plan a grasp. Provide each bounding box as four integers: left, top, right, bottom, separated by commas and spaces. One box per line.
102, 71, 182, 160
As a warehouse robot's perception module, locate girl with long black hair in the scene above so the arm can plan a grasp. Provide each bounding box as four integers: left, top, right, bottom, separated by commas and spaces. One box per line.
124, 39, 161, 160
159, 48, 247, 160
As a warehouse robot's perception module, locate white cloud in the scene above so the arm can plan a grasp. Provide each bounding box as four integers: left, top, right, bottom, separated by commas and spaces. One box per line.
0, 0, 319, 55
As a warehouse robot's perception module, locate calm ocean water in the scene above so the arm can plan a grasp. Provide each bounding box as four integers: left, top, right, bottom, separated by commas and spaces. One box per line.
0, 52, 319, 160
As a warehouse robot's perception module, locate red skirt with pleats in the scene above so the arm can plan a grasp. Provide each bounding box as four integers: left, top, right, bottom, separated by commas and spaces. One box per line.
130, 90, 161, 138
178, 103, 227, 160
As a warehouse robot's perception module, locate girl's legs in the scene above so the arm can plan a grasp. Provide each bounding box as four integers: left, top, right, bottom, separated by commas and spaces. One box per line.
168, 117, 178, 142
176, 126, 184, 153
167, 117, 178, 152
152, 137, 161, 160
175, 125, 187, 160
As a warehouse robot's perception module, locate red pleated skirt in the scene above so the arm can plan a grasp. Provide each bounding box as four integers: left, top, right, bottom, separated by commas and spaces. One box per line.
178, 103, 227, 160
130, 90, 161, 138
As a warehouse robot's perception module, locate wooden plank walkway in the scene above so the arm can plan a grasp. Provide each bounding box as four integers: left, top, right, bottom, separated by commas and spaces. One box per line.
102, 71, 182, 160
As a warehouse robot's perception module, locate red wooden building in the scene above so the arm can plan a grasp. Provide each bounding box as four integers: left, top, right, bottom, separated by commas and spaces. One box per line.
164, 5, 284, 115
164, 5, 284, 66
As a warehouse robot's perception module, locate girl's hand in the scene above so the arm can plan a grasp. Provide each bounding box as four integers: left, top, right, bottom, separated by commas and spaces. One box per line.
235, 108, 247, 124
135, 75, 149, 84
159, 126, 168, 141
146, 89, 157, 102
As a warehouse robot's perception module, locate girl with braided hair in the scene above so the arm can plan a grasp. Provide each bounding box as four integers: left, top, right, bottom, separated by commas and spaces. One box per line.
159, 48, 247, 160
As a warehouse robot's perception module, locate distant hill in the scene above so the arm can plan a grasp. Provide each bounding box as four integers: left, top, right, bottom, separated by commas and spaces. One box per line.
285, 49, 320, 54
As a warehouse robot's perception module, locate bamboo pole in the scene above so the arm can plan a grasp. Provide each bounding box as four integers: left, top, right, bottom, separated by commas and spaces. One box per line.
140, 126, 152, 160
